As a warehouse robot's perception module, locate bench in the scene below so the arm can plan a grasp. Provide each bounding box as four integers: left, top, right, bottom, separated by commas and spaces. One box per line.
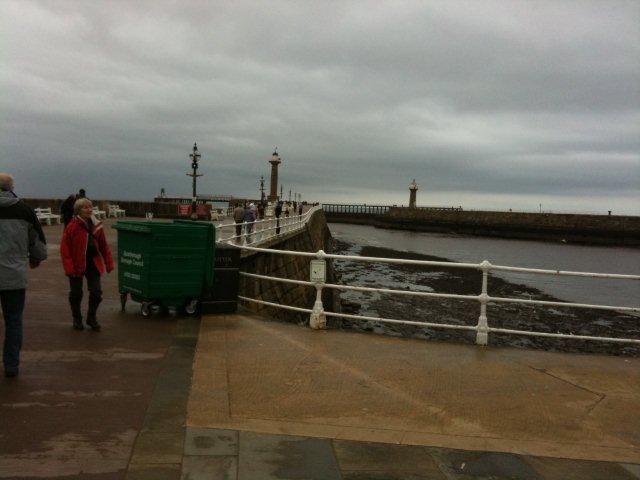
92, 206, 107, 220
34, 207, 61, 226
108, 204, 126, 218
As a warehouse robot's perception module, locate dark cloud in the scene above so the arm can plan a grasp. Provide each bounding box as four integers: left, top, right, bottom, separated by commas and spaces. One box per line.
1, 0, 638, 213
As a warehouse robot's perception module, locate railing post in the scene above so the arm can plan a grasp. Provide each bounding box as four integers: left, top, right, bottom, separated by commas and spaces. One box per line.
476, 260, 491, 345
309, 250, 327, 329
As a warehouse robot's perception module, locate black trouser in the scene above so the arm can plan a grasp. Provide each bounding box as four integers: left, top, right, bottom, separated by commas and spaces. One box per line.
68, 261, 102, 322
1, 289, 25, 372
235, 223, 242, 242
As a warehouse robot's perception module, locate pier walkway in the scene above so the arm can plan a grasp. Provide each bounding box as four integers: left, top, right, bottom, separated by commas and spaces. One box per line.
0, 220, 639, 479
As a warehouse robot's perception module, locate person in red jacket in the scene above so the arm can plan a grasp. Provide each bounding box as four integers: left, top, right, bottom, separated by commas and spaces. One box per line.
60, 198, 114, 331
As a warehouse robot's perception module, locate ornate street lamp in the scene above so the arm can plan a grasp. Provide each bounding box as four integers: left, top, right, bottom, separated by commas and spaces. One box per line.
187, 142, 203, 218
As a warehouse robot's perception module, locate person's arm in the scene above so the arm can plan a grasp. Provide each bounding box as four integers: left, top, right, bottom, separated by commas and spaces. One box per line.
27, 207, 47, 267
60, 226, 76, 276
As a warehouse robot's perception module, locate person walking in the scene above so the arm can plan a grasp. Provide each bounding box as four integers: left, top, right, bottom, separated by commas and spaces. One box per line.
298, 203, 303, 216
0, 173, 47, 378
60, 189, 87, 226
274, 201, 282, 235
61, 198, 114, 331
243, 202, 256, 244
233, 203, 245, 243
60, 194, 76, 226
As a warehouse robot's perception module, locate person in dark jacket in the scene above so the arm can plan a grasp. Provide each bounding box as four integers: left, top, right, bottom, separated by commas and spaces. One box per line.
60, 194, 76, 226
274, 201, 282, 235
61, 198, 114, 331
0, 173, 47, 377
60, 189, 87, 226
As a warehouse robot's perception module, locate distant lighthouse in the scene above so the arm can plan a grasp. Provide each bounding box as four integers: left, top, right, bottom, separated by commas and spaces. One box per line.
409, 179, 418, 208
268, 148, 282, 202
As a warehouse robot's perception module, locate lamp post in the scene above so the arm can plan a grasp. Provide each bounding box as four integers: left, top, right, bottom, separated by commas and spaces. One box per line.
187, 142, 203, 219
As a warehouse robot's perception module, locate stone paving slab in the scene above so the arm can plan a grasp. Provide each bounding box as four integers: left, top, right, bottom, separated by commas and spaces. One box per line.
181, 456, 237, 480
184, 428, 238, 456
237, 432, 342, 480
333, 440, 447, 479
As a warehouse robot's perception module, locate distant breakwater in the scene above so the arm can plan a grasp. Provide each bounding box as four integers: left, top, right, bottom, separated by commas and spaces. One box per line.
325, 206, 640, 247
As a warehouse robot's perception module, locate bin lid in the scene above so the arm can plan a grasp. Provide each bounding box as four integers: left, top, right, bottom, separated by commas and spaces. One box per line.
112, 221, 152, 234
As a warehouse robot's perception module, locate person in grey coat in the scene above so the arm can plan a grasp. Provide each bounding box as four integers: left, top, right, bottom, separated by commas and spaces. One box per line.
0, 173, 47, 378
233, 203, 245, 242
243, 202, 257, 244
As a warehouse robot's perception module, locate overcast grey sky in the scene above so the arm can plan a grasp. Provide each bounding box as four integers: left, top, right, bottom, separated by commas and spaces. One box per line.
1, 0, 638, 213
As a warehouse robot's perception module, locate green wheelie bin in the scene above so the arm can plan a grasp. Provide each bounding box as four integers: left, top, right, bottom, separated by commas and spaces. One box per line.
113, 220, 215, 316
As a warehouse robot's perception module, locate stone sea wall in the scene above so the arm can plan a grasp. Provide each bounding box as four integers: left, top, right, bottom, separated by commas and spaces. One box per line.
238, 209, 338, 323
326, 208, 640, 246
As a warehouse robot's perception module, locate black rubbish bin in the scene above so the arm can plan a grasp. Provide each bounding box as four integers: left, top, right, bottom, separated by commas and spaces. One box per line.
201, 243, 241, 314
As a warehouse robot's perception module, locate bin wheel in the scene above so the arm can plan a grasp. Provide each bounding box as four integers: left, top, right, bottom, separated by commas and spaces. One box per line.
141, 302, 153, 317
120, 293, 127, 312
185, 299, 199, 315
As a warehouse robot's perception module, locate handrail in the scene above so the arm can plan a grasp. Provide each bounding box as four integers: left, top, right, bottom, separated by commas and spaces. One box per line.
233, 208, 640, 346
215, 206, 318, 245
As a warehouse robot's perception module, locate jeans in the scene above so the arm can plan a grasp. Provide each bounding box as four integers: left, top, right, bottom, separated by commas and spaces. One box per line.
244, 223, 254, 243
1, 289, 26, 373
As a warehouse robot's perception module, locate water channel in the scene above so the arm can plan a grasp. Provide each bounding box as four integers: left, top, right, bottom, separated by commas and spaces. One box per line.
329, 223, 640, 308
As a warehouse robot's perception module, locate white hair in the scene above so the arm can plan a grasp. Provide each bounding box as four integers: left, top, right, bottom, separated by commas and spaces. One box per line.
73, 197, 93, 214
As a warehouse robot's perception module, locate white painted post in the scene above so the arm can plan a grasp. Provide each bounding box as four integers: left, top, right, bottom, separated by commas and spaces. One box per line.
476, 260, 491, 345
309, 250, 327, 329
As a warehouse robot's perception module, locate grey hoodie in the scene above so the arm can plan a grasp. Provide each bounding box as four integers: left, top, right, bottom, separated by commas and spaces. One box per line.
0, 191, 48, 290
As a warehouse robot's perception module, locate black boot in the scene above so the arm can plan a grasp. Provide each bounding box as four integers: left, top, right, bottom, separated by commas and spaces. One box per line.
86, 316, 101, 331
70, 296, 84, 330
86, 295, 102, 331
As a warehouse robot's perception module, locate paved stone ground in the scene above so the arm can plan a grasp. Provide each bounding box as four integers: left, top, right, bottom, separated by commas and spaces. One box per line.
1, 219, 639, 479
0, 220, 177, 479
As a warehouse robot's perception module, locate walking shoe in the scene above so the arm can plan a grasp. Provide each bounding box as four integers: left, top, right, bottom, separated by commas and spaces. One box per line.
86, 319, 101, 331
4, 369, 18, 378
73, 319, 84, 330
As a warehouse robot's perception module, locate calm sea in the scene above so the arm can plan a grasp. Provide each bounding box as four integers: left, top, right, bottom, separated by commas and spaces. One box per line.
329, 223, 640, 308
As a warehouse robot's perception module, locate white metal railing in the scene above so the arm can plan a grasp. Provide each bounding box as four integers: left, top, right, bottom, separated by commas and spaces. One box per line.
215, 206, 319, 246
235, 232, 640, 346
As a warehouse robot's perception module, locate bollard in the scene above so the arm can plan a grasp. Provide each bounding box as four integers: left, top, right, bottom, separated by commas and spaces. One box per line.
476, 260, 491, 346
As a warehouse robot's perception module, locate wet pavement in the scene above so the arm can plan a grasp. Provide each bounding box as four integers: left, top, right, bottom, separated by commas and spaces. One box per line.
1, 219, 639, 479
0, 220, 177, 478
